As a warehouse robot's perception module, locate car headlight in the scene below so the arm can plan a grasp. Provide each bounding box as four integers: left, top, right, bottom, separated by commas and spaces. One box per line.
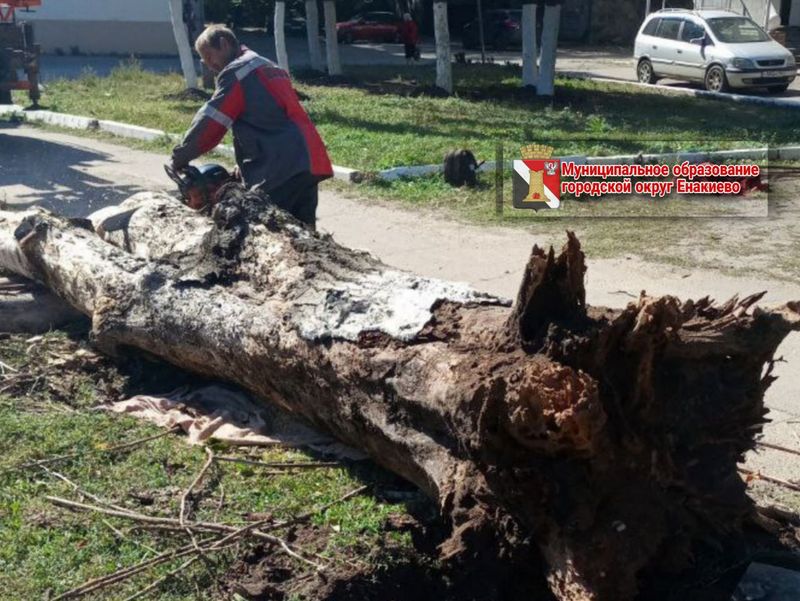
787, 55, 797, 68
730, 57, 756, 70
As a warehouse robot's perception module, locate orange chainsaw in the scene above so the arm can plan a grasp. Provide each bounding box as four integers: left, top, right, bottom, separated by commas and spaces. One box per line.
164, 163, 232, 211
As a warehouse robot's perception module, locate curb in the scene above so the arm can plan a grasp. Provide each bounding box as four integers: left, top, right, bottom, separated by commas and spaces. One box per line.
4, 105, 798, 184
558, 71, 800, 110
0, 105, 362, 184
377, 147, 800, 181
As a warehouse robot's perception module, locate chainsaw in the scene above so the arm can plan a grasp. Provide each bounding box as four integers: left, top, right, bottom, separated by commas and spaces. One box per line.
164, 163, 233, 211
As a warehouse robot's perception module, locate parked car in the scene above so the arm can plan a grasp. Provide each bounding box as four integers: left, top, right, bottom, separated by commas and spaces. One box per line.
462, 10, 523, 50
337, 12, 403, 44
634, 9, 797, 93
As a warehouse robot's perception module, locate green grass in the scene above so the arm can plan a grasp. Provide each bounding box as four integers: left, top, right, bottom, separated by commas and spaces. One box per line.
0, 330, 423, 600
16, 61, 799, 173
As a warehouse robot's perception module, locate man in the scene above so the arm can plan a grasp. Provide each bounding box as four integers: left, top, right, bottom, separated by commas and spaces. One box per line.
399, 13, 419, 64
172, 25, 332, 228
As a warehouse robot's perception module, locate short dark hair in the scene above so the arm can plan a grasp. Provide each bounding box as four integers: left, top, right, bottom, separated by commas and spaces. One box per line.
195, 25, 239, 53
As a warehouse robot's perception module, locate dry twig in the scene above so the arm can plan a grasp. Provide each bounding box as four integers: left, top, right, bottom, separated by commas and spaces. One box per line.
740, 468, 800, 493
215, 456, 340, 470
119, 555, 202, 601
51, 539, 216, 600
4, 426, 180, 474
47, 496, 324, 570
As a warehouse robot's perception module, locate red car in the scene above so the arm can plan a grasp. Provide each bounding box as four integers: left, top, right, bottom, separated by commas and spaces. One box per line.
337, 12, 403, 44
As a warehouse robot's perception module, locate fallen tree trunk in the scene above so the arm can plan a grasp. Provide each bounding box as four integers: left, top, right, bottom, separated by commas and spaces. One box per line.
1, 187, 798, 601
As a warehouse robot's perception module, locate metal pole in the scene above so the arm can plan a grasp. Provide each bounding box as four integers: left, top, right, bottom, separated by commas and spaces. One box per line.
476, 0, 486, 64
645, 0, 651, 18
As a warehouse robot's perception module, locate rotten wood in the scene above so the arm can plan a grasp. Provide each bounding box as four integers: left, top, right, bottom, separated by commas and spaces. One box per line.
2, 187, 799, 601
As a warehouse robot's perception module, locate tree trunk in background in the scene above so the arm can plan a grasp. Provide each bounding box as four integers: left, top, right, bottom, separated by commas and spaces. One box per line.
305, 0, 324, 71
274, 1, 290, 73
168, 0, 198, 89
433, 1, 452, 94
2, 190, 798, 601
522, 3, 538, 87
323, 1, 342, 75
476, 0, 486, 63
195, 0, 215, 89
537, 2, 561, 96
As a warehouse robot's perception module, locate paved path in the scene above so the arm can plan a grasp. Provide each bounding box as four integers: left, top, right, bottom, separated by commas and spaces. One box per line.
1, 124, 797, 482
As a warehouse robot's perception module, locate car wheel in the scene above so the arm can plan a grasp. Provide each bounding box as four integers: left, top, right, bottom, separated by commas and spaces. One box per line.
344, 32, 354, 44
767, 84, 789, 94
637, 59, 657, 85
704, 65, 729, 93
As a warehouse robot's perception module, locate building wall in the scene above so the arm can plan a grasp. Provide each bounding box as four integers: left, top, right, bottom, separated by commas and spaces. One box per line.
14, 0, 179, 55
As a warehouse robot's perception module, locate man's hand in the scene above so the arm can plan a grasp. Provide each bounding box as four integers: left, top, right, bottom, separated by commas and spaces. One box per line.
232, 165, 242, 182
170, 151, 188, 173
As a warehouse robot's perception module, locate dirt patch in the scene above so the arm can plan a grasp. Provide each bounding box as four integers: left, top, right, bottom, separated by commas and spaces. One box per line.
220, 516, 448, 601
163, 88, 212, 102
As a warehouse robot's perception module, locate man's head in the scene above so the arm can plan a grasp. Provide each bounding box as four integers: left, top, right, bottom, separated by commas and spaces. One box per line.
195, 25, 240, 74
403, 13, 412, 22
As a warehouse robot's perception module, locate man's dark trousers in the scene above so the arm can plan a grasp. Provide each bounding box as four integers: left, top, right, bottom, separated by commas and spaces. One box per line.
263, 171, 319, 229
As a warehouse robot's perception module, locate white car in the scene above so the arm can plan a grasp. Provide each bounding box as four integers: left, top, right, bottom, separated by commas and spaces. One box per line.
634, 9, 797, 94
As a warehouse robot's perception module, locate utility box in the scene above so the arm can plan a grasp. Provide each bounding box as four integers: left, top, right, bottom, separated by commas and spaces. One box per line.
0, 1, 41, 106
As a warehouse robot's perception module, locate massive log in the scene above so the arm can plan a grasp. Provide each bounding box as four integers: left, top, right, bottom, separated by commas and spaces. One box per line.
1, 186, 798, 601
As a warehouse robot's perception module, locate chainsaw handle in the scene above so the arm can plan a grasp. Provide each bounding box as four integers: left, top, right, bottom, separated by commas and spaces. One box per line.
165, 164, 204, 198
164, 164, 184, 188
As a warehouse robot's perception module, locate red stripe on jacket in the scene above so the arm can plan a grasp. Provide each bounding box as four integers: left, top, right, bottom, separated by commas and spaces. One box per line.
255, 67, 333, 179
195, 82, 246, 155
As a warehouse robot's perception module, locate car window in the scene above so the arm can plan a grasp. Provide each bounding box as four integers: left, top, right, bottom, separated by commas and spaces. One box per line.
706, 17, 770, 43
680, 20, 705, 42
656, 18, 681, 40
642, 18, 660, 36
373, 13, 396, 23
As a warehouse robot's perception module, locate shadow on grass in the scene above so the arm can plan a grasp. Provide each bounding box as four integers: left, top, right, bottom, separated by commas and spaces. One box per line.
296, 64, 800, 149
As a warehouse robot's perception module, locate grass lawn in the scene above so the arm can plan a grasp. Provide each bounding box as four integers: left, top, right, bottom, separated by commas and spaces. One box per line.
0, 328, 430, 600
15, 61, 800, 172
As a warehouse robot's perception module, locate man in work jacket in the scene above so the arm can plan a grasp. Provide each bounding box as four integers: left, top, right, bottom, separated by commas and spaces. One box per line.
172, 25, 333, 228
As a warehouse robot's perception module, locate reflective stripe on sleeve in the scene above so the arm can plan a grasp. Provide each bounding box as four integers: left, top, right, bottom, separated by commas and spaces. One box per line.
200, 104, 234, 128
